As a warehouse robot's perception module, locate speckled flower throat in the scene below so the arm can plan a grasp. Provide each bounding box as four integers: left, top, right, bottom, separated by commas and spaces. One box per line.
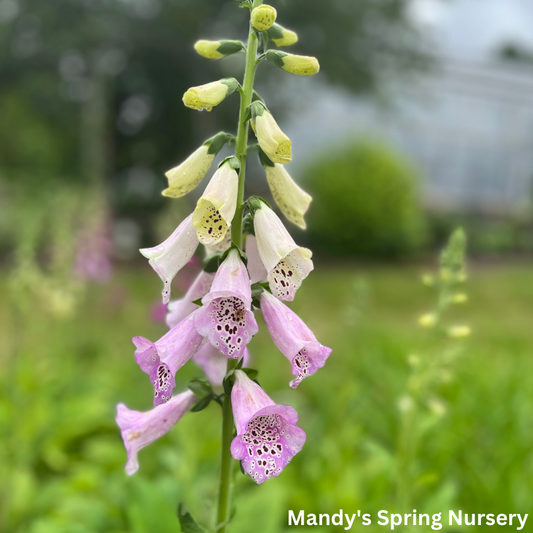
115, 2, 330, 532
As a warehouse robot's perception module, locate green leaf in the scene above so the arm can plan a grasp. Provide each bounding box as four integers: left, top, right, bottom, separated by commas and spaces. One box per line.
178, 503, 207, 533
203, 253, 222, 273
223, 372, 236, 397
188, 379, 212, 398
191, 395, 212, 412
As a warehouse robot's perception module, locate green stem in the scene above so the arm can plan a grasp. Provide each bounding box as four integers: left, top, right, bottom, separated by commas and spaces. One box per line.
216, 3, 262, 531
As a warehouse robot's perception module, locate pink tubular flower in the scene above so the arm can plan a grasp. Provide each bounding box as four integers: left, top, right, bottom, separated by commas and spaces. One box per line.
133, 312, 204, 406
254, 202, 313, 301
245, 235, 268, 284
194, 249, 258, 359
166, 270, 215, 329
260, 290, 331, 388
139, 214, 199, 304
116, 390, 196, 475
230, 370, 306, 484
193, 344, 250, 387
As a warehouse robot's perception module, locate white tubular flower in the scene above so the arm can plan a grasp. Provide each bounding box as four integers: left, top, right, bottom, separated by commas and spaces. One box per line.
262, 160, 312, 229
251, 5, 277, 32
267, 23, 298, 47
253, 201, 313, 301
140, 214, 199, 304
183, 78, 239, 111
194, 40, 244, 59
265, 50, 320, 76
250, 102, 291, 165
192, 157, 240, 245
163, 132, 228, 199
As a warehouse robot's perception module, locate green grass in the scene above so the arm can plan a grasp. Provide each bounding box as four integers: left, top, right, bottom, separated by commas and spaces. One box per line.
1, 262, 532, 532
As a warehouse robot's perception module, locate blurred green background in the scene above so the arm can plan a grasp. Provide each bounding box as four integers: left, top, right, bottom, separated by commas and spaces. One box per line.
1, 0, 533, 531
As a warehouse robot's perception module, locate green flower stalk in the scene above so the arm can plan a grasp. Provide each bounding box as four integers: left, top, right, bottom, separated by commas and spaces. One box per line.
116, 1, 329, 532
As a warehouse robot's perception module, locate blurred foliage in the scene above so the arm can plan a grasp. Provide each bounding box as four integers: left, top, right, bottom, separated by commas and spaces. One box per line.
0, 0, 429, 189
302, 139, 427, 258
1, 263, 533, 532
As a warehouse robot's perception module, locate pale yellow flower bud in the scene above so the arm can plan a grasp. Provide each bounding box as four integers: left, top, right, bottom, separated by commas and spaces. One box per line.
418, 313, 436, 328
264, 163, 311, 229
267, 23, 298, 47
194, 40, 244, 60
265, 50, 320, 76
447, 326, 471, 339
451, 293, 468, 304
182, 78, 238, 112
251, 5, 277, 32
250, 105, 292, 165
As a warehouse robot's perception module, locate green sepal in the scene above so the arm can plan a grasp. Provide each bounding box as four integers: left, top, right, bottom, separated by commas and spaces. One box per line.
191, 395, 212, 412
241, 106, 252, 124
252, 90, 266, 104
241, 368, 258, 380
249, 101, 267, 121
251, 283, 265, 298
265, 50, 287, 68
192, 298, 203, 306
178, 504, 207, 533
245, 195, 271, 215
203, 252, 222, 273
217, 40, 245, 56
219, 77, 241, 95
257, 146, 275, 167
240, 461, 246, 475
220, 242, 248, 267
266, 23, 284, 41
252, 297, 260, 309
188, 379, 213, 398
235, 357, 244, 370
223, 372, 236, 397
205, 131, 229, 155
217, 155, 241, 171
242, 213, 255, 236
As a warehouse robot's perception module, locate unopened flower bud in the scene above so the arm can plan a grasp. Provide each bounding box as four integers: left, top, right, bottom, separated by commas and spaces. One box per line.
267, 23, 298, 47
451, 293, 468, 304
251, 5, 277, 32
447, 326, 471, 339
183, 78, 239, 112
194, 39, 244, 59
418, 313, 436, 328
249, 101, 291, 165
265, 50, 320, 76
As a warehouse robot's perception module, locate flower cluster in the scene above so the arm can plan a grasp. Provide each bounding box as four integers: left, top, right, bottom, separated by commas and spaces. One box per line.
116, 0, 330, 493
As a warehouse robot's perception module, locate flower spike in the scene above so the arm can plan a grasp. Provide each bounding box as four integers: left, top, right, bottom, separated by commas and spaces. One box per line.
253, 202, 313, 300
230, 370, 306, 484
263, 162, 312, 229
116, 390, 196, 475
194, 248, 258, 359
260, 291, 331, 388
249, 102, 291, 165
163, 132, 229, 198
183, 78, 240, 111
192, 157, 240, 245
140, 214, 199, 304
133, 312, 204, 405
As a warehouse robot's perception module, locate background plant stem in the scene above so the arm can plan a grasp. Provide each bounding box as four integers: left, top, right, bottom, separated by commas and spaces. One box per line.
216, 2, 262, 530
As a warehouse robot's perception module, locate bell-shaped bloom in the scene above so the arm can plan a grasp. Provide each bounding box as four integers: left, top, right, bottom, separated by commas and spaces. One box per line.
192, 159, 239, 246
254, 202, 313, 301
194, 249, 258, 359
183, 78, 239, 112
260, 291, 331, 388
250, 103, 291, 165
193, 344, 250, 387
265, 50, 320, 76
133, 312, 204, 405
230, 370, 306, 484
264, 163, 312, 229
140, 215, 199, 304
163, 133, 228, 198
194, 39, 244, 59
245, 235, 268, 284
116, 390, 196, 475
267, 23, 298, 47
166, 270, 215, 329
251, 5, 277, 32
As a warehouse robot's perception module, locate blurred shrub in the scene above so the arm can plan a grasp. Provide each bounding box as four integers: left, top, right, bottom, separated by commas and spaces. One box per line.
302, 139, 426, 258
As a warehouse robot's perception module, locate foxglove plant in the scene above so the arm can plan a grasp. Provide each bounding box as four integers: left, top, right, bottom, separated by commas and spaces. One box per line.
116, 1, 331, 531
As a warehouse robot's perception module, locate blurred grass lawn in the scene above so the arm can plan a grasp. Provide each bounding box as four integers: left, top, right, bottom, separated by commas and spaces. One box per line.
1, 262, 532, 533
